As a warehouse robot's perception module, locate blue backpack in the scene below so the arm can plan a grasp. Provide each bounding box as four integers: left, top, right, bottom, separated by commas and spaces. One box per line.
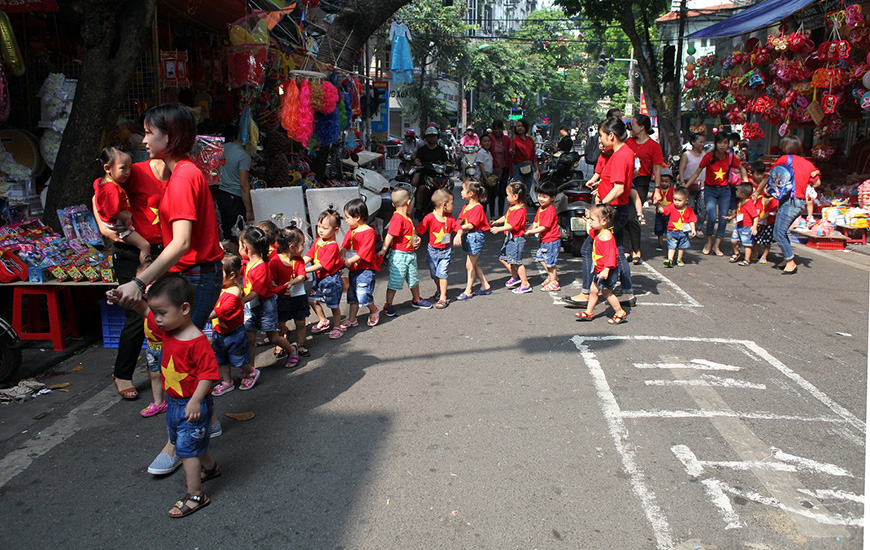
767, 156, 796, 201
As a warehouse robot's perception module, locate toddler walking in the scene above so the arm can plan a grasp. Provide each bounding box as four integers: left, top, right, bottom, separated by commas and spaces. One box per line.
209, 254, 258, 395
340, 199, 382, 329
527, 181, 561, 292
660, 187, 697, 267
652, 168, 675, 251
490, 181, 531, 294
379, 189, 431, 316
575, 205, 627, 324
416, 189, 462, 308
728, 183, 759, 266
455, 180, 492, 300
753, 189, 778, 264
305, 209, 346, 339
92, 146, 151, 263
271, 224, 309, 362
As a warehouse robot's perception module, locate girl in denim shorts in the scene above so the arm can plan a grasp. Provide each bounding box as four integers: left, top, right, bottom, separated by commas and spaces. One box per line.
456, 180, 493, 301
490, 181, 532, 294
304, 209, 346, 339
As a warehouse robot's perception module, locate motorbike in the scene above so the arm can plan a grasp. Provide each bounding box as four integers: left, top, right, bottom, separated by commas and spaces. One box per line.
538, 150, 594, 257
414, 162, 455, 220
0, 314, 22, 382
344, 152, 389, 225
459, 145, 479, 180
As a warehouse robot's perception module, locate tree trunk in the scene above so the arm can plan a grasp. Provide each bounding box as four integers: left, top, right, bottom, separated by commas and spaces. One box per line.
316, 0, 415, 70
43, 0, 157, 231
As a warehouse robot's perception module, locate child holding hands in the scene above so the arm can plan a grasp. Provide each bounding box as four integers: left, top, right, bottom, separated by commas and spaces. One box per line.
305, 209, 347, 338
652, 168, 675, 251
341, 199, 382, 328
753, 189, 778, 264
660, 187, 697, 268
728, 183, 759, 266
416, 189, 462, 308
455, 180, 492, 300
575, 205, 627, 324
271, 224, 310, 362
490, 181, 532, 294
379, 189, 431, 316
527, 181, 561, 292
209, 254, 258, 394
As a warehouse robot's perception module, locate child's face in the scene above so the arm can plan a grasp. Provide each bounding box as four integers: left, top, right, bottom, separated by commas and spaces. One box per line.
538, 193, 553, 207
317, 218, 339, 240
736, 190, 748, 200
660, 176, 673, 188
507, 191, 519, 205
344, 211, 362, 229
147, 294, 189, 332
461, 184, 473, 200
105, 153, 132, 184
291, 240, 305, 256
587, 209, 605, 230
749, 170, 764, 183
673, 194, 688, 209
222, 269, 237, 287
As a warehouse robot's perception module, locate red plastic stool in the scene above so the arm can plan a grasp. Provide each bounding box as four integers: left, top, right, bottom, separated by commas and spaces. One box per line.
12, 286, 80, 351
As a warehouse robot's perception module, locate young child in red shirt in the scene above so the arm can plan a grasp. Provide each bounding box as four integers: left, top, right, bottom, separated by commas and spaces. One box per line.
456, 180, 492, 300
305, 209, 346, 339
753, 189, 778, 264
379, 189, 430, 316
271, 224, 309, 364
652, 169, 676, 251
340, 198, 383, 329
209, 254, 258, 395
92, 146, 151, 264
491, 181, 531, 294
416, 188, 462, 308
134, 274, 220, 518
527, 181, 561, 292
728, 182, 759, 266
575, 205, 627, 324
660, 187, 697, 268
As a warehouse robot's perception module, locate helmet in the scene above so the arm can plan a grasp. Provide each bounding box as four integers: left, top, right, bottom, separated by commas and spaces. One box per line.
404, 129, 416, 137
424, 126, 439, 137
466, 125, 474, 131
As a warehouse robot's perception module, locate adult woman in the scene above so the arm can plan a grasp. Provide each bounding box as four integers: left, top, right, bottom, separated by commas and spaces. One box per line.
685, 132, 747, 256
94, 158, 169, 399
768, 135, 821, 275
679, 133, 707, 236
215, 123, 253, 241
624, 114, 663, 263
509, 118, 539, 193
488, 119, 512, 217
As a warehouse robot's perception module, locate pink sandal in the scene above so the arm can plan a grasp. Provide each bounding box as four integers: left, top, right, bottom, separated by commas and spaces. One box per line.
285, 343, 299, 368
211, 381, 234, 397
239, 369, 261, 391
140, 401, 167, 418
367, 307, 381, 327
328, 326, 346, 339
340, 319, 359, 330
311, 320, 331, 334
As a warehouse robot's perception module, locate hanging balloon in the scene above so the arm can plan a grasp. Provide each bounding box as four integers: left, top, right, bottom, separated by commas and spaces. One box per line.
687, 45, 696, 55
862, 69, 870, 89
685, 63, 695, 72
685, 79, 695, 89
686, 55, 695, 65
685, 71, 695, 80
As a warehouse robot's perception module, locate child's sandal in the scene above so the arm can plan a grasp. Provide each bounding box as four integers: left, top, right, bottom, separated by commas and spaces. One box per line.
285, 343, 299, 368
298, 345, 310, 357
737, 260, 751, 266
328, 327, 346, 339
608, 311, 628, 325
729, 254, 740, 263
311, 320, 331, 334
575, 311, 594, 321
169, 493, 210, 518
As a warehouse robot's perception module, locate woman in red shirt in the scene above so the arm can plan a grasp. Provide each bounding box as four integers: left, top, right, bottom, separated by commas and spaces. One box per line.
488, 119, 513, 218
625, 114, 664, 263
509, 118, 539, 195
685, 132, 748, 256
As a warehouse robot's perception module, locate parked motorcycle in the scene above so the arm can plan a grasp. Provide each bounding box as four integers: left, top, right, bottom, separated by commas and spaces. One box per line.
539, 150, 594, 257
459, 145, 479, 180
0, 314, 22, 382
414, 162, 455, 220
345, 152, 388, 225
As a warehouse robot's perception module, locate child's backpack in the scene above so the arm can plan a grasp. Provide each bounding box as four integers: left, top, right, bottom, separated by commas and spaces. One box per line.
767, 155, 796, 201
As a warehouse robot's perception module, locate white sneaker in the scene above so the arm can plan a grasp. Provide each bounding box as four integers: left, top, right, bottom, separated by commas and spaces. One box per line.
147, 452, 182, 475
210, 422, 222, 438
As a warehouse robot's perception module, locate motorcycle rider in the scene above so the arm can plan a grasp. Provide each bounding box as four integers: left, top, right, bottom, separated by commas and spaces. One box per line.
558, 126, 573, 153
412, 126, 451, 220
460, 125, 480, 148
400, 129, 419, 155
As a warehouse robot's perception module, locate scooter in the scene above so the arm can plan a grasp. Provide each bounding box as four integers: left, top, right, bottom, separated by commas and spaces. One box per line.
0, 314, 22, 382
345, 152, 388, 224
539, 151, 594, 256
459, 145, 479, 180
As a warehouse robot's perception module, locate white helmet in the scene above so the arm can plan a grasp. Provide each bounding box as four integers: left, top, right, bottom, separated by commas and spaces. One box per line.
424, 126, 439, 137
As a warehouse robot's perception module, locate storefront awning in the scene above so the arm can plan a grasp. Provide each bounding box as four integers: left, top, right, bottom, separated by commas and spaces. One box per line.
687, 0, 818, 38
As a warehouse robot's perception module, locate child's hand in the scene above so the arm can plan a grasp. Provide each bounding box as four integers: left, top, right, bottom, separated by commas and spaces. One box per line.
490, 226, 499, 234
344, 258, 354, 268
691, 230, 697, 238
724, 214, 735, 221
185, 399, 202, 422
453, 235, 462, 247
751, 227, 758, 235
105, 288, 120, 304
412, 235, 422, 249
377, 248, 386, 257
599, 268, 609, 280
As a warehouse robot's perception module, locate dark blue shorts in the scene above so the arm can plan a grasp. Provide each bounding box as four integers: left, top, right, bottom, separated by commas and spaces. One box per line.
167, 395, 214, 459
310, 272, 343, 310
592, 268, 619, 291
347, 269, 376, 306
277, 294, 310, 322
244, 295, 278, 332
210, 325, 249, 368
499, 235, 525, 265
666, 230, 691, 250
654, 213, 668, 236
535, 239, 560, 268
461, 230, 485, 256
426, 245, 451, 280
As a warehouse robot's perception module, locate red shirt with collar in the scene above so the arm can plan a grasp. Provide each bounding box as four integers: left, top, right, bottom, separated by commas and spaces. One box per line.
661, 204, 697, 231
592, 231, 618, 273
505, 204, 527, 237
736, 199, 759, 227
458, 202, 491, 231
211, 285, 244, 334
534, 204, 560, 243
387, 212, 416, 252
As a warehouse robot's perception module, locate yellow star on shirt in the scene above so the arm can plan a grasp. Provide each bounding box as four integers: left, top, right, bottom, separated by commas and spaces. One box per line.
150, 206, 160, 225
431, 225, 447, 244
144, 320, 158, 343
404, 234, 414, 247
713, 168, 726, 181
592, 246, 603, 265
672, 220, 685, 231
161, 355, 189, 396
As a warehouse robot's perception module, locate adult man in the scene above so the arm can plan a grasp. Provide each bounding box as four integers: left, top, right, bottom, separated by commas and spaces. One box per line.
412, 126, 450, 219
216, 123, 253, 240
558, 126, 573, 152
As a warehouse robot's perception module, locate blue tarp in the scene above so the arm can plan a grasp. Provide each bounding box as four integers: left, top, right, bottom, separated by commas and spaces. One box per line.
687, 0, 818, 38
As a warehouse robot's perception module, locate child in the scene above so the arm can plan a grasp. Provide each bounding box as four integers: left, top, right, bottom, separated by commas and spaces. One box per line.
575, 205, 627, 324
92, 146, 151, 263
660, 187, 697, 268
805, 185, 818, 227
271, 224, 309, 362
527, 181, 561, 292
748, 160, 768, 196
256, 220, 279, 257
136, 274, 220, 518
416, 188, 462, 308
209, 254, 258, 395
305, 209, 347, 338
378, 189, 431, 316
239, 226, 298, 364
341, 199, 382, 328
490, 181, 532, 294
753, 189, 778, 264
728, 182, 759, 266
652, 168, 675, 251
455, 180, 492, 300
139, 261, 166, 418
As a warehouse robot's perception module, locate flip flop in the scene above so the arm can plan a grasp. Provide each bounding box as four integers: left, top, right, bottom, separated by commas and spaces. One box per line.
473, 287, 492, 296
456, 292, 474, 301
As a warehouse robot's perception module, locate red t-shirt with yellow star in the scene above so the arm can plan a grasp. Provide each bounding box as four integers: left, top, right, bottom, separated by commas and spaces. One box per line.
144, 311, 162, 351
127, 161, 166, 245
699, 152, 741, 188
504, 204, 527, 237
93, 177, 131, 224
211, 285, 244, 334
661, 203, 697, 231
306, 238, 343, 278
735, 198, 758, 227
416, 213, 461, 249
243, 258, 282, 298
458, 202, 491, 231
341, 224, 381, 271
387, 212, 415, 252
534, 204, 560, 243
756, 196, 778, 226
160, 332, 220, 399
656, 187, 674, 207
269, 253, 306, 295
592, 231, 618, 273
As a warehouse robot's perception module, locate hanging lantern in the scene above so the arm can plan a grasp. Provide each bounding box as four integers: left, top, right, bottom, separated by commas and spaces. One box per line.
684, 71, 695, 80
685, 63, 696, 72
684, 79, 695, 89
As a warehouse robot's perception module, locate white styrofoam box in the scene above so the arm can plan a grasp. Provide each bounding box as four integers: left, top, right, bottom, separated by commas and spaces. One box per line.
304, 186, 362, 245
250, 186, 309, 242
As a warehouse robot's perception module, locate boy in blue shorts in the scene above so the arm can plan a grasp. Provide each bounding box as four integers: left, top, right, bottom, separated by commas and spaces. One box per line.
527, 181, 562, 292
659, 187, 697, 268
415, 189, 462, 308
728, 182, 759, 266
378, 189, 431, 316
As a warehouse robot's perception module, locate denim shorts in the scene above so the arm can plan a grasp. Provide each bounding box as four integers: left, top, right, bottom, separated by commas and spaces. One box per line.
666, 230, 691, 250
210, 325, 249, 368
310, 272, 343, 310
592, 268, 619, 291
499, 235, 525, 265
731, 225, 753, 247
535, 239, 560, 268
461, 230, 485, 256
277, 294, 310, 322
244, 294, 278, 332
144, 346, 162, 373
387, 250, 419, 291
347, 269, 376, 306
426, 245, 451, 280
654, 213, 668, 236
167, 394, 214, 459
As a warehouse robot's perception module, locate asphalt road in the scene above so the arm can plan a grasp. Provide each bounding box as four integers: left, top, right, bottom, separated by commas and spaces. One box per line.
0, 204, 867, 550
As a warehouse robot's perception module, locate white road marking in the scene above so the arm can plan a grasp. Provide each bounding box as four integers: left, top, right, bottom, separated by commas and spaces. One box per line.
570, 336, 675, 549
798, 489, 865, 504
0, 384, 119, 489
620, 409, 848, 424
633, 359, 742, 371
700, 478, 744, 529
635, 262, 702, 308
645, 375, 766, 390
672, 444, 853, 477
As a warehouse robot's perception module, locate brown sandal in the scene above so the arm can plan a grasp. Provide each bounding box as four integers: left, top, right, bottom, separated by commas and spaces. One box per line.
168, 493, 210, 518
201, 462, 221, 482
112, 376, 138, 400
608, 311, 628, 325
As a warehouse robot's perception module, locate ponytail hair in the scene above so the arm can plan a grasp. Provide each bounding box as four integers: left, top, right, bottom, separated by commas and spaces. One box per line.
239, 226, 270, 260
599, 117, 628, 142
276, 221, 306, 254
318, 204, 342, 229
507, 180, 526, 204
633, 114, 653, 135
463, 180, 488, 204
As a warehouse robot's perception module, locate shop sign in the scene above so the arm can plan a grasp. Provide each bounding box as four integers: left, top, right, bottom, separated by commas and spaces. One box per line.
0, 0, 57, 13
371, 80, 389, 140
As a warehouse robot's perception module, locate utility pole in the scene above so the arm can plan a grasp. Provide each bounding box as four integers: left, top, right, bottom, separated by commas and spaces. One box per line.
673, 0, 688, 134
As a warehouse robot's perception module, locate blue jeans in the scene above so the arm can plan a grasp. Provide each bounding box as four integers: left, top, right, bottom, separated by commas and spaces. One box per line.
167, 395, 214, 458
582, 204, 632, 295
773, 196, 804, 261
512, 162, 536, 193
704, 186, 732, 238
181, 262, 222, 330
